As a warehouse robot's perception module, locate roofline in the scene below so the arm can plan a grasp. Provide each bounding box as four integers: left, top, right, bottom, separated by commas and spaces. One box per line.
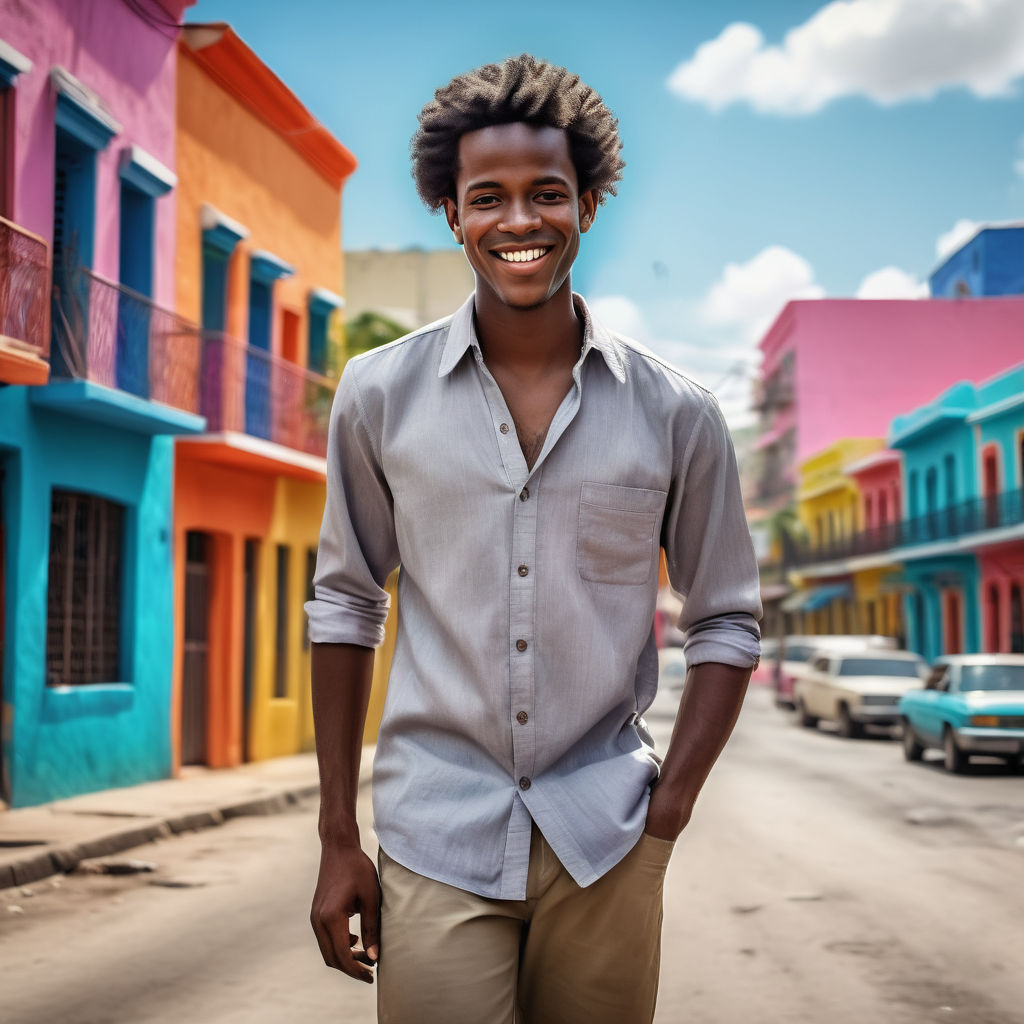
180, 23, 357, 188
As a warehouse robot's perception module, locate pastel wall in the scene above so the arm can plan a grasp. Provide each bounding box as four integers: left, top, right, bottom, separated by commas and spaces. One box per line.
0, 387, 176, 806
175, 45, 345, 363
758, 299, 1024, 465
2, 0, 185, 308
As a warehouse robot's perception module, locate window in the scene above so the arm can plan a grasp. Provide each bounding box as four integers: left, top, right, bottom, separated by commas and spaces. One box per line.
46, 491, 124, 685
307, 288, 343, 377
273, 544, 290, 699
908, 470, 919, 518
943, 454, 956, 507
281, 307, 300, 364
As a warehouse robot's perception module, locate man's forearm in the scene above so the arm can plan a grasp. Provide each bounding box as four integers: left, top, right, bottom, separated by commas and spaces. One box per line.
644, 661, 751, 840
311, 641, 376, 846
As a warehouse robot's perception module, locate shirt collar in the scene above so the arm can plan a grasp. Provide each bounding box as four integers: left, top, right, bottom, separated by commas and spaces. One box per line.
437, 292, 627, 384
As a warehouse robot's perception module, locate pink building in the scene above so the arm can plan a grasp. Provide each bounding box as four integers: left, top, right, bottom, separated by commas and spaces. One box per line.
846, 448, 902, 533
752, 298, 1024, 512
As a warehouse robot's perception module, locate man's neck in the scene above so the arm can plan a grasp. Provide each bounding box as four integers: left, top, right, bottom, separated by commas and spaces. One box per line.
474, 281, 583, 377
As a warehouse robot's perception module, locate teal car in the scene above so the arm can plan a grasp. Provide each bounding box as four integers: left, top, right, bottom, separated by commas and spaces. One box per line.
899, 655, 1024, 773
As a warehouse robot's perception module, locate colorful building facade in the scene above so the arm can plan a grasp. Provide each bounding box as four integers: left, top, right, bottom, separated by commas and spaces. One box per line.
786, 363, 1024, 663
0, 0, 199, 807
171, 24, 358, 770
929, 223, 1024, 298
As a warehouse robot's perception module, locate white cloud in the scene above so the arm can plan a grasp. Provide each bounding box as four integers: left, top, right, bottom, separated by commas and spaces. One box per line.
667, 0, 1024, 115
856, 265, 928, 297
935, 218, 980, 260
699, 245, 824, 340
587, 295, 650, 340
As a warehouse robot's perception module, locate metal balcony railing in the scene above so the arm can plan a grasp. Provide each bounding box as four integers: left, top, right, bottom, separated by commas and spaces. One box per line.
49, 266, 335, 457
793, 489, 1024, 566
0, 215, 51, 360
199, 331, 334, 458
51, 269, 202, 415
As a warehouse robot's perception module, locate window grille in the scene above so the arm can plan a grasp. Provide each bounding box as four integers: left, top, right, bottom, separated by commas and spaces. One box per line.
46, 490, 124, 685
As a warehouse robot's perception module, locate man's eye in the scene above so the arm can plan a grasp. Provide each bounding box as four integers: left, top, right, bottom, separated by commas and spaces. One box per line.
470, 195, 499, 206
537, 191, 564, 202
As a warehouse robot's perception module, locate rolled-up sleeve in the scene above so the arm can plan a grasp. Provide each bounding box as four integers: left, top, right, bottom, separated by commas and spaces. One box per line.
662, 393, 762, 668
305, 360, 399, 648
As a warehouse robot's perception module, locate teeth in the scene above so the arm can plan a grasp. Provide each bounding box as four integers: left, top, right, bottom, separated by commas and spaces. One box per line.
498, 247, 549, 263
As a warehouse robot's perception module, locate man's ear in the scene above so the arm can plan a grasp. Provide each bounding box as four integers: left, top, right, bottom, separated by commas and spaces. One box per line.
443, 197, 464, 245
579, 189, 599, 234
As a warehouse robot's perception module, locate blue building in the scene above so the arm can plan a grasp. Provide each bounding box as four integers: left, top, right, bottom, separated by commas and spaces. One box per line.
929, 223, 1024, 298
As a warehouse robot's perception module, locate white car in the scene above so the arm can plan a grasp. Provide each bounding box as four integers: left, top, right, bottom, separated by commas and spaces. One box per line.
794, 648, 928, 738
774, 634, 896, 709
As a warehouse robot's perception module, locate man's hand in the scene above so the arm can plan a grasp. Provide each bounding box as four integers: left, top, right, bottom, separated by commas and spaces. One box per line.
644, 783, 692, 843
310, 841, 381, 984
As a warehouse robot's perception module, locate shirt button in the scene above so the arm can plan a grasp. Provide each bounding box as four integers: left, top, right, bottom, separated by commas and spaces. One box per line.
516, 639, 528, 652
519, 776, 531, 790
519, 487, 529, 501
499, 423, 510, 434
517, 565, 529, 577
516, 711, 529, 725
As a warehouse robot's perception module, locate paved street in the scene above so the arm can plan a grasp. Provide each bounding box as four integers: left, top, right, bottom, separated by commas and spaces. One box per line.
1, 682, 1022, 1024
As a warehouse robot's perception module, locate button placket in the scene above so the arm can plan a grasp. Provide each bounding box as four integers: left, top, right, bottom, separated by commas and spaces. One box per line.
508, 467, 538, 793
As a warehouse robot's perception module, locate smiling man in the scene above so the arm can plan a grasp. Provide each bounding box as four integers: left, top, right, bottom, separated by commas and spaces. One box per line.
306, 55, 761, 1024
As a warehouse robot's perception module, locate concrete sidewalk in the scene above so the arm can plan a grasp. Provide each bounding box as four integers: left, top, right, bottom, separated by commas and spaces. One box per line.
0, 747, 373, 890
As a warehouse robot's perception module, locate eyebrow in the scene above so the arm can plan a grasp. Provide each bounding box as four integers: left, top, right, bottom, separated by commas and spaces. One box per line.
464, 176, 571, 192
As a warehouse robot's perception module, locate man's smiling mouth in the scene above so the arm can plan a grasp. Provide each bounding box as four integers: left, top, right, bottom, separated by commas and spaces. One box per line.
493, 246, 553, 263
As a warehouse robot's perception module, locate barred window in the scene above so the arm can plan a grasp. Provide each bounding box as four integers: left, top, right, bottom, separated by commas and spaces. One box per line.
46, 490, 124, 686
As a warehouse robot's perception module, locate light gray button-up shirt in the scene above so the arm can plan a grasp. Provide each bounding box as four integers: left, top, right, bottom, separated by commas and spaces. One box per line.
306, 293, 761, 900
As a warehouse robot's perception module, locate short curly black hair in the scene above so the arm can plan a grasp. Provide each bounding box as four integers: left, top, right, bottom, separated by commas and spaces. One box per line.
411, 54, 625, 211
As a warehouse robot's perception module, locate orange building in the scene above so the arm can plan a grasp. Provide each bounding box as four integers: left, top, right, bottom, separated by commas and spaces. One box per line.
171, 24, 360, 770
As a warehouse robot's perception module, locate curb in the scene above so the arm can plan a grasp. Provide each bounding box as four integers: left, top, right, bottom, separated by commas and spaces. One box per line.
0, 781, 321, 891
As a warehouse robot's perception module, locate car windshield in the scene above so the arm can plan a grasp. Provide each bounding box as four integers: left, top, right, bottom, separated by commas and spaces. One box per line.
959, 665, 1024, 692
837, 658, 921, 678
785, 643, 815, 662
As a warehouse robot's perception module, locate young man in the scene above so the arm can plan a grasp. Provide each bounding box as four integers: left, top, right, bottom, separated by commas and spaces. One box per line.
306, 55, 761, 1024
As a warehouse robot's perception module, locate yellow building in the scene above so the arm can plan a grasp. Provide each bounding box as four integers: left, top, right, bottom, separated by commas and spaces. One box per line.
790, 438, 884, 635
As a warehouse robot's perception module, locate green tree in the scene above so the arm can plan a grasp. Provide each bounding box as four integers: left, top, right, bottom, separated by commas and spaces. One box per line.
344, 311, 408, 360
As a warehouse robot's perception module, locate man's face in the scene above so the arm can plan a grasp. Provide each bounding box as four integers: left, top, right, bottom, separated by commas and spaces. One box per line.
443, 123, 598, 312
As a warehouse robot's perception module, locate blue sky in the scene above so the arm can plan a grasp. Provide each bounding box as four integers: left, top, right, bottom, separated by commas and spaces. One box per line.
190, 0, 1024, 423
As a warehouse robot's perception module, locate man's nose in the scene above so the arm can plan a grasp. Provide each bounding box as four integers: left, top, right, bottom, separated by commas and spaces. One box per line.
497, 199, 541, 234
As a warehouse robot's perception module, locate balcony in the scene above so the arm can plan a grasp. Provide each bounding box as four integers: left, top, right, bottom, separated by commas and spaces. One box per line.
198, 332, 334, 458
793, 489, 1024, 567
0, 216, 51, 385
44, 265, 333, 456
51, 269, 203, 416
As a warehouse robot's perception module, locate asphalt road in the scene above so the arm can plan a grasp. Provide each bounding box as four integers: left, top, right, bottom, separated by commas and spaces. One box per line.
1, 682, 1021, 1024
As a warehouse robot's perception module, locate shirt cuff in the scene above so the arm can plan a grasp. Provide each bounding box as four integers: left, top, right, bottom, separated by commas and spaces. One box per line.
682, 615, 761, 669
305, 590, 390, 649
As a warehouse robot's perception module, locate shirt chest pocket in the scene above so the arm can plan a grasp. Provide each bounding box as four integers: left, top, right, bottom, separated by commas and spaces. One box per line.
577, 482, 667, 586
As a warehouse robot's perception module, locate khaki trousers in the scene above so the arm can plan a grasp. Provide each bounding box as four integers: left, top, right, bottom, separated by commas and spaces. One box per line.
376, 825, 674, 1024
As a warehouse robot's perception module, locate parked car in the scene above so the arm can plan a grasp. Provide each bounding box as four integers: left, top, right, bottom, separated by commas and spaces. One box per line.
899, 654, 1024, 773
774, 634, 897, 709
794, 648, 927, 737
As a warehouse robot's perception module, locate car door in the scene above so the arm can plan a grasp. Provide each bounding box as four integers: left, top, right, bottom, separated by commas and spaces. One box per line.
805, 656, 832, 718
917, 665, 951, 744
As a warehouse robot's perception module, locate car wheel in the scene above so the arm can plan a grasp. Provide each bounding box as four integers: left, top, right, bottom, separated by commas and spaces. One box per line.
796, 699, 818, 729
901, 720, 924, 762
943, 727, 968, 774
837, 704, 863, 740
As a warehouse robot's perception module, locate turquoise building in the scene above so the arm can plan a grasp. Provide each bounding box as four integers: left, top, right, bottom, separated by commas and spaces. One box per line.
888, 365, 1024, 662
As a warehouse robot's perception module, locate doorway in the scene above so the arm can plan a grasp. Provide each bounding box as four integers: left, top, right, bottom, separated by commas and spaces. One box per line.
182, 531, 210, 766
